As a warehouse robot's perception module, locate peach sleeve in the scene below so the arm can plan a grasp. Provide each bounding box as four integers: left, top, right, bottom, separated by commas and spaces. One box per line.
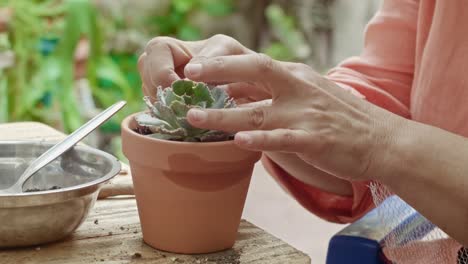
263, 0, 419, 223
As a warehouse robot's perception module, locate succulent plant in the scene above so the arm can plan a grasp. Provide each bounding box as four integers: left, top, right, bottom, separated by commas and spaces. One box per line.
135, 80, 236, 142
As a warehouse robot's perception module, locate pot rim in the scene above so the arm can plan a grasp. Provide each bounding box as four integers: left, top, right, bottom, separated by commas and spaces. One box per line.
122, 112, 238, 148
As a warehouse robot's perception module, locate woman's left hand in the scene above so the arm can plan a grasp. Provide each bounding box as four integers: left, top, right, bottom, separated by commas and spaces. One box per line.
184, 54, 404, 182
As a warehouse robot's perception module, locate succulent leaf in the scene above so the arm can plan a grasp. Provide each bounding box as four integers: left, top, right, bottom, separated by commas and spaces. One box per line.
156, 87, 166, 106
172, 79, 194, 96
211, 87, 229, 109
182, 95, 192, 105
165, 89, 184, 105
135, 80, 235, 142
192, 83, 214, 107
135, 113, 169, 127
177, 117, 207, 136
170, 100, 190, 116
149, 133, 181, 141
154, 102, 179, 128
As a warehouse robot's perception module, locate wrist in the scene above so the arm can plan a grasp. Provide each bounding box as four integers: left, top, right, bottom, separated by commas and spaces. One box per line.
368, 114, 416, 184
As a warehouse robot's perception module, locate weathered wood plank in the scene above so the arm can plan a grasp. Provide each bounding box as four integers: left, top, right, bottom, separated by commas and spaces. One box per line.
0, 122, 311, 263
0, 199, 310, 263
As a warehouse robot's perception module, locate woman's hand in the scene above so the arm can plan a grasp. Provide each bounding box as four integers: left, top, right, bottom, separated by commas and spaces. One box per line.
138, 35, 357, 196
183, 54, 404, 181
138, 34, 264, 98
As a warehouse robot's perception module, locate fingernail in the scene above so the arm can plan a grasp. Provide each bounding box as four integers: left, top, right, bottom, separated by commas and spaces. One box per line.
236, 133, 253, 146
188, 109, 207, 123
185, 63, 202, 78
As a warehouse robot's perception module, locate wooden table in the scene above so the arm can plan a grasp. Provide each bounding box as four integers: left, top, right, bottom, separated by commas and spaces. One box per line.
0, 122, 311, 264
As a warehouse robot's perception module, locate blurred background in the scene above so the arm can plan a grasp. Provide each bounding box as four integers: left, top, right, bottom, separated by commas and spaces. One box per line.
0, 0, 381, 261
0, 0, 382, 159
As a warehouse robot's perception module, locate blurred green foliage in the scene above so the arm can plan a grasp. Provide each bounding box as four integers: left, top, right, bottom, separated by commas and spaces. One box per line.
0, 0, 235, 158
151, 0, 234, 40
0, 0, 235, 133
262, 4, 310, 62
0, 0, 141, 134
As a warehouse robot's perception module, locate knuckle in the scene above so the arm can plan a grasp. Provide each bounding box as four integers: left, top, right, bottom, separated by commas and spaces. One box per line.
295, 63, 309, 71
255, 53, 275, 74
156, 68, 174, 80
209, 57, 226, 69
217, 35, 242, 53
190, 55, 208, 64
211, 34, 231, 42
211, 110, 225, 124
146, 36, 172, 53
281, 131, 296, 147
148, 36, 172, 45
247, 108, 266, 129
303, 109, 329, 122
147, 68, 173, 89
316, 128, 337, 154
257, 133, 268, 149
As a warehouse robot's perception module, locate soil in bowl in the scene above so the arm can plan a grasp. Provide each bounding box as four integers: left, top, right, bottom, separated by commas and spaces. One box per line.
24, 186, 62, 192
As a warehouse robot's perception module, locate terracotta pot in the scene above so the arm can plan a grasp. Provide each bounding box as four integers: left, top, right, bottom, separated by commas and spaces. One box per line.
121, 113, 261, 254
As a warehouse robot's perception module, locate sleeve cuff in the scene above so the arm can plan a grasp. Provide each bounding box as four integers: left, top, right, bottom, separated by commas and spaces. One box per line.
262, 154, 374, 223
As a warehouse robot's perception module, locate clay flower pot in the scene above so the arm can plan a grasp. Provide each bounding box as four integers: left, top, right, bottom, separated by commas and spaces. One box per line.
121, 113, 261, 254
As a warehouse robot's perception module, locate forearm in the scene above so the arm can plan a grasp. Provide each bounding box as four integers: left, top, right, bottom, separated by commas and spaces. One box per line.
379, 119, 468, 246
265, 152, 353, 196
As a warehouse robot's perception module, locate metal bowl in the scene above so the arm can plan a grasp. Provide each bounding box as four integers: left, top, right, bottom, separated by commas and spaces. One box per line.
0, 141, 121, 248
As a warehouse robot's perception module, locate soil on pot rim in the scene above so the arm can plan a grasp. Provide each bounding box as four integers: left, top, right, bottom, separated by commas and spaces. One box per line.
132, 128, 235, 142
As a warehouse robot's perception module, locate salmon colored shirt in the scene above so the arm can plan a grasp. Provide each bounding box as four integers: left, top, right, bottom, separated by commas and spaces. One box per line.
262, 0, 466, 262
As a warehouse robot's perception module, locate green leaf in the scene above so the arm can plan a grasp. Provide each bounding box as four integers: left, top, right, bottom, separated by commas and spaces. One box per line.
192, 82, 214, 107
172, 79, 194, 95
135, 113, 170, 127
182, 95, 192, 105
210, 87, 228, 108
165, 89, 184, 105
196, 101, 207, 108
156, 87, 167, 105
176, 117, 207, 136
158, 126, 187, 137
155, 102, 179, 128
199, 131, 232, 142
170, 100, 190, 116
149, 133, 180, 141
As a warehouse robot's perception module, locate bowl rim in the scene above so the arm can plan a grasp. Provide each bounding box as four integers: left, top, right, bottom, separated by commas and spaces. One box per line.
0, 140, 121, 198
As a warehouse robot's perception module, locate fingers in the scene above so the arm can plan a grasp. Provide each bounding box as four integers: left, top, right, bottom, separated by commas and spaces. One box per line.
140, 35, 254, 97
225, 82, 271, 101
237, 99, 272, 108
234, 129, 309, 152
187, 34, 252, 64
184, 54, 291, 96
140, 37, 195, 96
187, 106, 283, 132
184, 35, 252, 80
140, 42, 178, 96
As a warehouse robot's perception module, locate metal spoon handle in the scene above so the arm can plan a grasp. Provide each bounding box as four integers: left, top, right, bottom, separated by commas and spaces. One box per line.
15, 101, 127, 189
